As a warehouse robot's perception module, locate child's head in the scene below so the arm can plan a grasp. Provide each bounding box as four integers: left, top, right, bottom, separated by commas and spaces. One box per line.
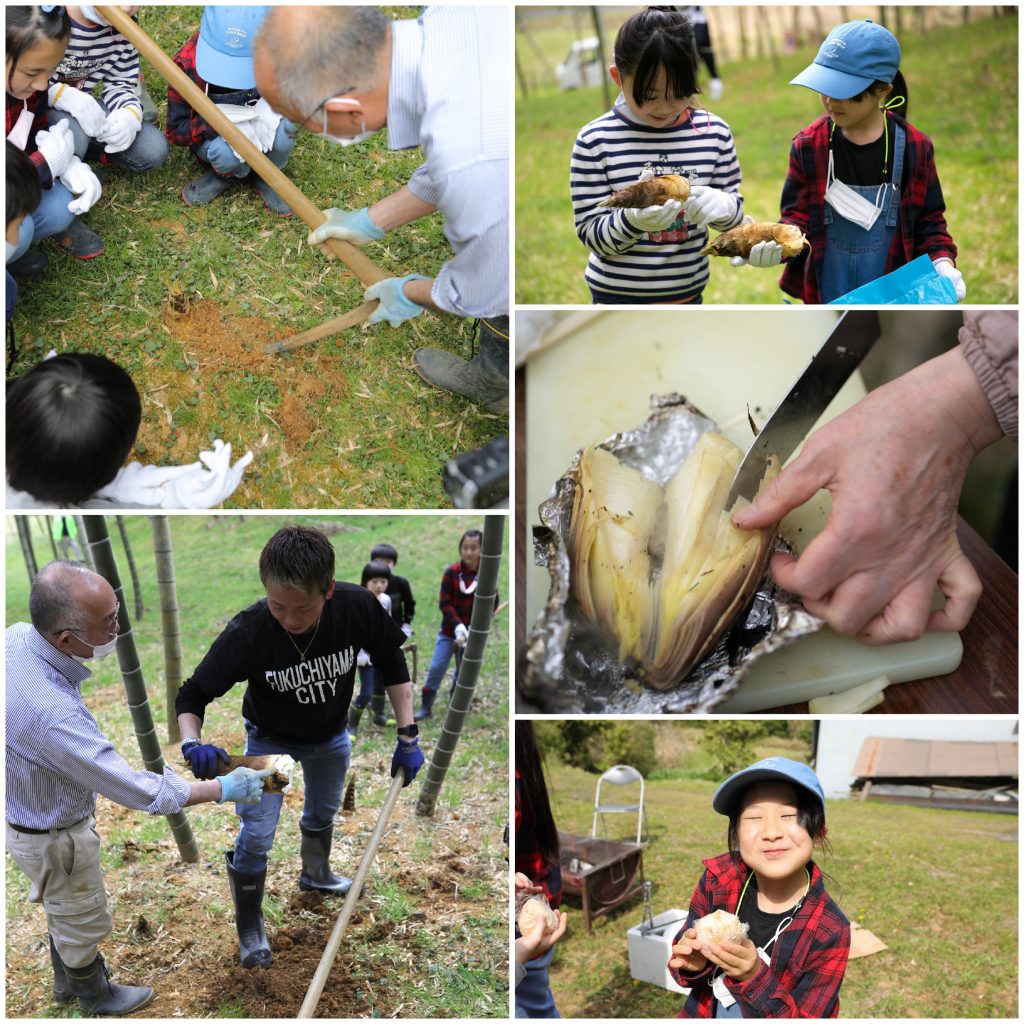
6, 353, 141, 504
6, 141, 40, 247
361, 559, 392, 596
259, 525, 336, 634
458, 529, 483, 569
370, 542, 398, 567
714, 758, 831, 877
6, 5, 71, 100
791, 21, 906, 120
610, 7, 701, 128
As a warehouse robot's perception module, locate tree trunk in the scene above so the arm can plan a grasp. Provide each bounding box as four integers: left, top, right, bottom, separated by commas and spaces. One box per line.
416, 516, 505, 817
15, 517, 38, 582
758, 7, 781, 71
590, 7, 612, 113
737, 6, 749, 60
82, 515, 198, 863
149, 516, 183, 744
116, 516, 145, 622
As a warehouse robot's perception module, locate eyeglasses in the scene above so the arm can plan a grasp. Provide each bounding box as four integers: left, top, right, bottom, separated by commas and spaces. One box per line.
301, 87, 356, 131
53, 600, 120, 638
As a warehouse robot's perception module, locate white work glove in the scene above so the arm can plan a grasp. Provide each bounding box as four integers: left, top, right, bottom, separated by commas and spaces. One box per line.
58, 156, 102, 214
624, 199, 683, 233
98, 106, 142, 154
228, 117, 271, 160
401, 623, 413, 638
34, 120, 76, 178
356, 649, 371, 667
453, 622, 469, 648
253, 97, 282, 140
683, 184, 739, 228
729, 216, 783, 268
933, 258, 967, 302
308, 207, 386, 248
48, 82, 107, 138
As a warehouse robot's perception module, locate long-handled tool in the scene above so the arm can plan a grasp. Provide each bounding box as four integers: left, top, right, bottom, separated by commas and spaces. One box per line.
97, 7, 388, 346
297, 771, 406, 1018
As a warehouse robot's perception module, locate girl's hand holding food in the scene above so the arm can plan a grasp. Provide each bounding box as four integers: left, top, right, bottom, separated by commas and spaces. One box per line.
669, 927, 708, 973
701, 937, 761, 983
683, 185, 739, 229
514, 872, 541, 893
625, 200, 683, 233
515, 909, 568, 964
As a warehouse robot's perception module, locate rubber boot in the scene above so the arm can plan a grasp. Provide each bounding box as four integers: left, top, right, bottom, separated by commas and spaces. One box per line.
54, 218, 104, 259
413, 687, 437, 722
297, 825, 353, 896
182, 169, 241, 207
61, 953, 154, 1016
49, 934, 73, 1005
7, 249, 48, 277
371, 693, 389, 727
225, 849, 273, 968
347, 700, 366, 736
412, 315, 509, 413
252, 176, 293, 217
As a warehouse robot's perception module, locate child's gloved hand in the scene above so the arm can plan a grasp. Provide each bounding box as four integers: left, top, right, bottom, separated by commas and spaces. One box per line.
400, 623, 413, 638
730, 240, 784, 269
453, 622, 469, 648
48, 83, 107, 138
683, 185, 739, 228
624, 200, 683, 233
58, 157, 102, 214
356, 649, 371, 667
98, 107, 142, 154
669, 927, 709, 974
933, 258, 967, 301
162, 440, 253, 508
35, 121, 76, 178
365, 275, 429, 328
309, 207, 386, 248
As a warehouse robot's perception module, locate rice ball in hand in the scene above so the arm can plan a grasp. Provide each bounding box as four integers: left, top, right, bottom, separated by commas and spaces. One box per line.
694, 909, 750, 946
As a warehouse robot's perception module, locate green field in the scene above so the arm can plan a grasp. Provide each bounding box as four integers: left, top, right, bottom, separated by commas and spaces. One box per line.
535, 727, 1018, 1019
516, 13, 1018, 304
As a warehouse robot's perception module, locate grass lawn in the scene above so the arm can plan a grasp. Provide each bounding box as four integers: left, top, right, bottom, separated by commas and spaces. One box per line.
516, 12, 1018, 305
10, 6, 504, 510
5, 512, 510, 1018
537, 731, 1018, 1019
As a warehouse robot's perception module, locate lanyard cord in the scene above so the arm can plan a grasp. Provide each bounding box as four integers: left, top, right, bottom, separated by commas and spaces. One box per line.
829, 113, 890, 181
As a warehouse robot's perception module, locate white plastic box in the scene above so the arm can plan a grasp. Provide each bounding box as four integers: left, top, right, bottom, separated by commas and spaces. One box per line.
627, 909, 691, 995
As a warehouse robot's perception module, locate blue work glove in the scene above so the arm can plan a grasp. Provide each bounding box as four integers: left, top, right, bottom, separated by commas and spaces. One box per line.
182, 739, 230, 780
391, 736, 425, 787
365, 274, 430, 328
218, 766, 275, 805
307, 206, 386, 248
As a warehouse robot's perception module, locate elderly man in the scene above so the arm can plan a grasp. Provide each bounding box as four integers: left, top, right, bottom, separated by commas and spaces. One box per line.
6, 561, 268, 1016
253, 5, 509, 414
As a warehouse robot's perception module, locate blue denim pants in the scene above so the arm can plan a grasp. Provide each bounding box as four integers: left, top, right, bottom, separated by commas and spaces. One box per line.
514, 944, 560, 1018
48, 103, 169, 173
355, 664, 375, 706
422, 631, 463, 694
194, 118, 295, 179
8, 183, 76, 262
232, 721, 351, 875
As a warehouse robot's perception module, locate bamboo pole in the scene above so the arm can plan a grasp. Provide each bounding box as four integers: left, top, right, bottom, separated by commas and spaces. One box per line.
297, 771, 406, 1018
149, 516, 183, 744
262, 301, 378, 354
97, 7, 388, 290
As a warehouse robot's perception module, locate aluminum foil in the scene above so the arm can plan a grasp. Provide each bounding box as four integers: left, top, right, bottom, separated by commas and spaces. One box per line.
520, 394, 822, 714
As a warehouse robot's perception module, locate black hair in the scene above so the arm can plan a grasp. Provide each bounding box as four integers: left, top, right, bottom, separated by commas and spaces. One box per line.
6, 6, 71, 92
370, 542, 398, 564
259, 525, 335, 596
613, 7, 701, 107
6, 353, 141, 504
849, 69, 909, 121
6, 142, 40, 226
360, 559, 392, 587
515, 722, 560, 869
726, 781, 833, 862
459, 528, 483, 553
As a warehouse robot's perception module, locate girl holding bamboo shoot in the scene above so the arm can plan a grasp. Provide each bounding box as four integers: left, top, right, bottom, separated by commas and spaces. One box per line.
570, 7, 745, 303
741, 20, 962, 304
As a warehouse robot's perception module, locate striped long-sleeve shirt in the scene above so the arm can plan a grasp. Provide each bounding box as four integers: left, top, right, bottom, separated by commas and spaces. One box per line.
50, 13, 143, 118
5, 622, 191, 829
386, 6, 508, 318
570, 104, 744, 301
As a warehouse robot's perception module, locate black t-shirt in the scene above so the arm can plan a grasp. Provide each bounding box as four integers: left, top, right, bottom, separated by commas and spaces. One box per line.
175, 582, 410, 742
832, 123, 893, 186
735, 873, 802, 952
385, 574, 416, 626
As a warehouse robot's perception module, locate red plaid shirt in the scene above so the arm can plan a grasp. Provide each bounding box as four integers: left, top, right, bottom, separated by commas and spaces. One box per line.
514, 771, 563, 911
5, 90, 54, 188
670, 853, 849, 1018
778, 113, 956, 304
437, 561, 498, 637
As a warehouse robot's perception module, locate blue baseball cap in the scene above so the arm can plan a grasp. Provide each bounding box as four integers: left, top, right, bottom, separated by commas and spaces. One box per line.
196, 6, 272, 90
790, 20, 900, 100
713, 757, 826, 818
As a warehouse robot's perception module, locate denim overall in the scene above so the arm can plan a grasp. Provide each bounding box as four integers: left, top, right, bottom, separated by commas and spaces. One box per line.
819, 121, 906, 303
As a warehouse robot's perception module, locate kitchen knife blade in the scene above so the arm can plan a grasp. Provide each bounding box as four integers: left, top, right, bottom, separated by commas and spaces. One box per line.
726, 310, 881, 507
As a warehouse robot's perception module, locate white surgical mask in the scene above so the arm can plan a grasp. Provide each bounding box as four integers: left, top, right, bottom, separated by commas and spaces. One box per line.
824, 150, 885, 231
69, 634, 118, 663
6, 240, 19, 263
7, 103, 34, 150
321, 98, 376, 147
78, 6, 110, 26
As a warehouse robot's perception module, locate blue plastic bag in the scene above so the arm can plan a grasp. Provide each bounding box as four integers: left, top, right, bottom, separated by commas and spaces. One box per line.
827, 254, 958, 305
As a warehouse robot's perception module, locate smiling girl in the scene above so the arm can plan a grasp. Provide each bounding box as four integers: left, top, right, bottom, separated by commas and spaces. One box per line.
669, 757, 849, 1018
570, 6, 745, 304
744, 20, 961, 304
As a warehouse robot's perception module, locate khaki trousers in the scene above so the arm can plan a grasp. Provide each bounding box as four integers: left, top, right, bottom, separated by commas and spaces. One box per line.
6, 815, 112, 968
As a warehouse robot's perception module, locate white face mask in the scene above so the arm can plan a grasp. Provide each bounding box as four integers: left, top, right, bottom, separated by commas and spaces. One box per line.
824, 151, 885, 231
321, 98, 376, 147
6, 239, 19, 263
69, 634, 118, 663
7, 103, 34, 150
78, 6, 110, 26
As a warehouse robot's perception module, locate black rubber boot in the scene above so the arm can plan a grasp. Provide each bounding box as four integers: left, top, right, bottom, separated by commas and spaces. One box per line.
7, 249, 48, 277
182, 169, 241, 207
297, 825, 353, 896
53, 218, 104, 259
413, 687, 437, 722
61, 952, 154, 1016
370, 693, 389, 727
49, 934, 73, 1005
253, 176, 293, 217
412, 315, 509, 413
347, 700, 366, 736
225, 849, 273, 968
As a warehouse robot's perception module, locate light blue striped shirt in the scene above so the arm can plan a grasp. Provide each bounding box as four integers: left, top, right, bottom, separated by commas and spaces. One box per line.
387, 6, 508, 318
51, 15, 143, 116
5, 623, 191, 829
570, 103, 744, 300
